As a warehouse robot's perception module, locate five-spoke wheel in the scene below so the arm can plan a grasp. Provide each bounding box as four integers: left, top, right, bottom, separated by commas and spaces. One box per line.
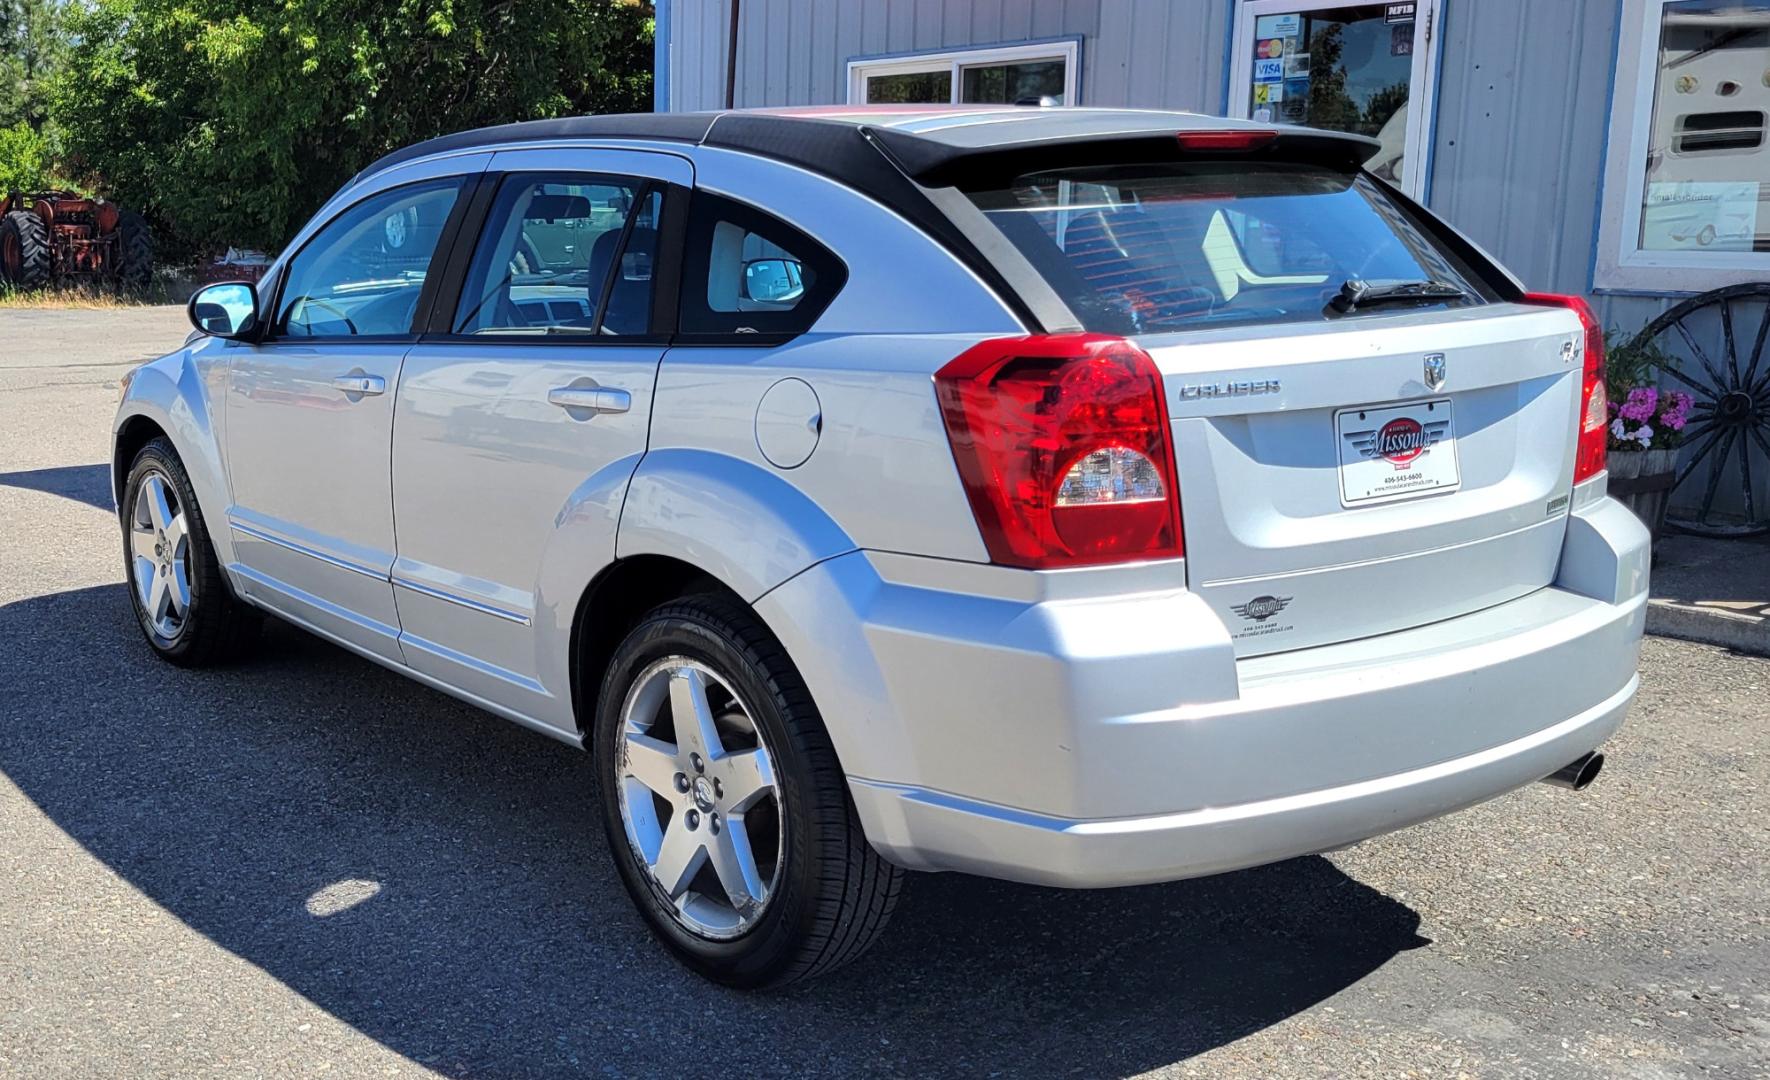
594, 596, 902, 987
615, 657, 783, 939
128, 471, 192, 639
121, 437, 260, 664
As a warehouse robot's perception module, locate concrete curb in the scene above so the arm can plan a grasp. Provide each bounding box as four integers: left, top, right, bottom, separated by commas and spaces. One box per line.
1646, 599, 1770, 658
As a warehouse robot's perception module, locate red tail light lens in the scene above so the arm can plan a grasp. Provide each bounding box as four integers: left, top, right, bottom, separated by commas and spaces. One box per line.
935, 334, 1184, 568
1524, 292, 1608, 483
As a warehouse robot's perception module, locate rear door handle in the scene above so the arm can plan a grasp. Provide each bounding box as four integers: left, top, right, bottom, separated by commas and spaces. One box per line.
547, 386, 631, 415
332, 374, 385, 396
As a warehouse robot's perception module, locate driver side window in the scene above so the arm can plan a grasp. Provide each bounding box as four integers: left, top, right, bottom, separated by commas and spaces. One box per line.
274, 178, 463, 338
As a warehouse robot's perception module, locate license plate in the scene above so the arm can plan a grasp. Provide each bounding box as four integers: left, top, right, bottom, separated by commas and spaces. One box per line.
1335, 399, 1460, 505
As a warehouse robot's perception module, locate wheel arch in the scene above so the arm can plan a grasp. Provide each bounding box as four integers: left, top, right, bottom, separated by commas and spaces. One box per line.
112, 412, 170, 510
568, 554, 738, 737
567, 447, 859, 745
112, 352, 235, 565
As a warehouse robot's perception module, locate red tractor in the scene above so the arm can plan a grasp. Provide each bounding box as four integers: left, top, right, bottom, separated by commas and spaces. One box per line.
0, 191, 154, 291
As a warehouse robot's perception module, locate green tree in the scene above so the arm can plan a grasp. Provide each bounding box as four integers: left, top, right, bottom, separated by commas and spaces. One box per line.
0, 121, 51, 190
1363, 82, 1409, 133
1304, 24, 1361, 134
55, 0, 654, 253
0, 0, 65, 133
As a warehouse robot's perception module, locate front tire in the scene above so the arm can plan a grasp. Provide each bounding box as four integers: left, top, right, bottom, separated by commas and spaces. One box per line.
121, 438, 260, 666
593, 595, 902, 988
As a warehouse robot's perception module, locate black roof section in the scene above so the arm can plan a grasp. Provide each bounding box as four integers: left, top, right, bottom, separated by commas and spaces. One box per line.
358, 111, 722, 180
355, 106, 1380, 188
354, 107, 1384, 334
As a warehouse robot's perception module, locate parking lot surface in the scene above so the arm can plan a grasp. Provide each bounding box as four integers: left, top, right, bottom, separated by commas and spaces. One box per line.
1, 308, 1767, 1078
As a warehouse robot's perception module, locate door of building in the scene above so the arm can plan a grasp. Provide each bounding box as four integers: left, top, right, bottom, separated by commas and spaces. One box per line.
1228, 0, 1443, 199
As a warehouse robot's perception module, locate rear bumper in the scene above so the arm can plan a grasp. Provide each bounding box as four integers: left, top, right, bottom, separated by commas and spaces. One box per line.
756, 488, 1649, 888
848, 672, 1634, 888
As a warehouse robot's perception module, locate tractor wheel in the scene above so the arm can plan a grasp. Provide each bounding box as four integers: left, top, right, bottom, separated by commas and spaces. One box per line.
117, 212, 155, 292
1, 210, 51, 290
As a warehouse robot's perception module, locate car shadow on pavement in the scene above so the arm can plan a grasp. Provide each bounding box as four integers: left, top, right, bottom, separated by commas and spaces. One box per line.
0, 584, 1429, 1079
0, 463, 113, 512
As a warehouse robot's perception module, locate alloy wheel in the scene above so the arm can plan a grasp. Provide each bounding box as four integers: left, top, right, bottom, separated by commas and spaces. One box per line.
129, 471, 192, 638
615, 656, 784, 940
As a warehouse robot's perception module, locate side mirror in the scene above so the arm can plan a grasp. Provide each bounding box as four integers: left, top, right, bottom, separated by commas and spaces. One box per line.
742, 258, 804, 303
188, 281, 259, 339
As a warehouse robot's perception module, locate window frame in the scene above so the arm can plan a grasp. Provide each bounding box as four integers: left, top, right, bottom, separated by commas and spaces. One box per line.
261, 175, 472, 345
1596, 0, 1770, 293
845, 39, 1080, 107
675, 190, 848, 346
438, 171, 664, 343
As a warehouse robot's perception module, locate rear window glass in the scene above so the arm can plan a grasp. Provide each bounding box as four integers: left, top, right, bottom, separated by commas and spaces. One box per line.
966, 163, 1484, 334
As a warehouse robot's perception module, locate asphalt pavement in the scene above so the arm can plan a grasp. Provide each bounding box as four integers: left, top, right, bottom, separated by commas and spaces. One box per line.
1, 307, 1767, 1078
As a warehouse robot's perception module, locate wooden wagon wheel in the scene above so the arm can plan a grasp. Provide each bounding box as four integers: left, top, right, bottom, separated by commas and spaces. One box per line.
1637, 283, 1770, 537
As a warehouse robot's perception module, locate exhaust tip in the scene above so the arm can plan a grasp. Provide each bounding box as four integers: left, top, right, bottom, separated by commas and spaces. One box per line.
1541, 751, 1604, 791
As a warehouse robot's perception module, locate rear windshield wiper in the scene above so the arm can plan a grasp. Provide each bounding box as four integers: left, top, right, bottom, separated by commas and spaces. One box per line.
1328, 278, 1471, 314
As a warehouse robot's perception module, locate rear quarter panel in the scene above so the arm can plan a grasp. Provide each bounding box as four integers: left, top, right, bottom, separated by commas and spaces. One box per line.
620, 147, 1027, 588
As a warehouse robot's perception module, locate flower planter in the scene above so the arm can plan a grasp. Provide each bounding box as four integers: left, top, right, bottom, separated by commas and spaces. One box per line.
1607, 448, 1678, 540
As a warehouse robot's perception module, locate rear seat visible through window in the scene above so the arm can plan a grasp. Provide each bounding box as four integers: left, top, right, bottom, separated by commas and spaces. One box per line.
678, 192, 847, 342
965, 162, 1486, 334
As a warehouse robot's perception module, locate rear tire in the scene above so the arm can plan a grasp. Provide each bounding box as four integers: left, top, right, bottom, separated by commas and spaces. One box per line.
1, 210, 50, 289
593, 594, 902, 988
117, 211, 154, 292
121, 438, 260, 666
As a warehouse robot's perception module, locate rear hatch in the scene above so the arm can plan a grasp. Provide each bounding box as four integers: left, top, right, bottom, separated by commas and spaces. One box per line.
1145, 306, 1582, 655
961, 144, 1589, 656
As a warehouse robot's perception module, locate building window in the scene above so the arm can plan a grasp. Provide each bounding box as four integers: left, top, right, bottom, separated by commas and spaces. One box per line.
1226, 1, 1445, 201
846, 41, 1079, 107
1597, 0, 1770, 292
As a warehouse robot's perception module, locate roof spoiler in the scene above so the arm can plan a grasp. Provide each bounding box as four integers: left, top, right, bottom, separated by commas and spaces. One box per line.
866, 125, 1382, 188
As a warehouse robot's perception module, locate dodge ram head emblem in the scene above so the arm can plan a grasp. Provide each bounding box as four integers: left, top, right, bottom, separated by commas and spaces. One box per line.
1231, 595, 1293, 622
1423, 353, 1447, 391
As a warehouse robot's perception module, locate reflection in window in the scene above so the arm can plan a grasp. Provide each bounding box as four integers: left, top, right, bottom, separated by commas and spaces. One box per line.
961, 60, 1066, 104
275, 180, 461, 338
1245, 6, 1415, 183
854, 47, 1072, 106
968, 164, 1475, 335
454, 177, 657, 336
708, 221, 808, 313
864, 71, 952, 104
1640, 1, 1770, 254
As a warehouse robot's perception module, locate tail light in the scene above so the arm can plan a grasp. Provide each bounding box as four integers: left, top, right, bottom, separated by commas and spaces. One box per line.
934, 334, 1184, 568
1524, 293, 1607, 483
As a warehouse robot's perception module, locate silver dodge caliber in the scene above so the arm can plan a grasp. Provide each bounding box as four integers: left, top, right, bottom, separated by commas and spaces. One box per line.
114, 107, 1648, 987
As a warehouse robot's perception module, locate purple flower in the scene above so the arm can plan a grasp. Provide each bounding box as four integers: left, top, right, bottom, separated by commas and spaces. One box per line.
1618, 386, 1659, 422
1659, 390, 1694, 426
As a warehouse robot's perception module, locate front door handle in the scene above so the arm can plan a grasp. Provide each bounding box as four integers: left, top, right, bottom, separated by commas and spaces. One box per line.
332, 374, 386, 396
547, 386, 631, 415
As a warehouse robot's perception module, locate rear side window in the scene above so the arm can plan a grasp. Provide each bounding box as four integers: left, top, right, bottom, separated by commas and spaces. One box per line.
678, 192, 846, 340
453, 174, 659, 337
966, 163, 1483, 334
